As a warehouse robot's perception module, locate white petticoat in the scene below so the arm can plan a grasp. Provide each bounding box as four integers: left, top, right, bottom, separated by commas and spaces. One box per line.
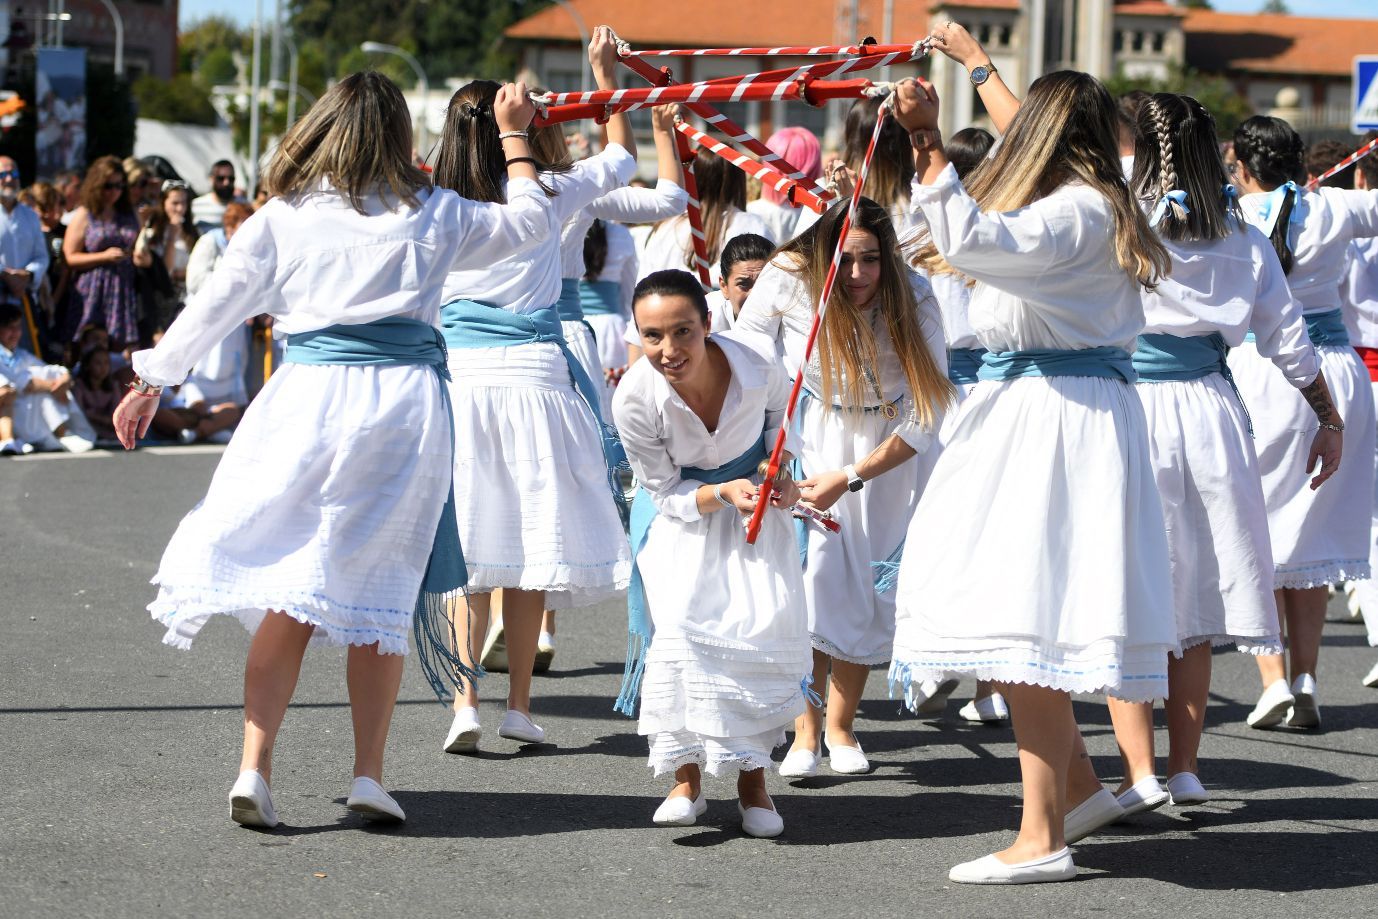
798, 395, 937, 665
1228, 342, 1375, 588
889, 376, 1177, 703
1348, 379, 1378, 646
1137, 375, 1281, 655
561, 318, 613, 421
150, 363, 452, 654
584, 312, 630, 374
448, 340, 630, 609
636, 488, 811, 776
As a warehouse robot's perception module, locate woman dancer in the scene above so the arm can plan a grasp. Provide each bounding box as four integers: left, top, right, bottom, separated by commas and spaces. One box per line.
746, 126, 823, 243
889, 73, 1177, 884
432, 30, 634, 754
1106, 94, 1340, 813
112, 72, 551, 827
736, 199, 951, 777
639, 148, 772, 285
1227, 116, 1378, 730
613, 268, 810, 837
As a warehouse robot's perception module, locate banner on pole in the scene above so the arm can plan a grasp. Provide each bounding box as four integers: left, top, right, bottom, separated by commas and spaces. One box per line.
36, 48, 86, 175
1354, 56, 1378, 134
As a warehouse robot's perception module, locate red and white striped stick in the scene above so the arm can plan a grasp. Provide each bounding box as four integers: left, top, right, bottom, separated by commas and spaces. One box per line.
533, 76, 880, 124
674, 125, 713, 289
1307, 135, 1378, 190
618, 53, 835, 204
675, 120, 832, 214
618, 42, 921, 58
744, 96, 895, 544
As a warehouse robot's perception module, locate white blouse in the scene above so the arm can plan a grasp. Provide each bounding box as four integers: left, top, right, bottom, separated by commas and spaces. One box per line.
612, 331, 799, 523
1238, 186, 1378, 315
562, 178, 688, 281
734, 256, 946, 450
442, 144, 635, 312
639, 208, 773, 285
1343, 238, 1378, 348
908, 164, 1145, 353
134, 179, 552, 387
1142, 221, 1318, 387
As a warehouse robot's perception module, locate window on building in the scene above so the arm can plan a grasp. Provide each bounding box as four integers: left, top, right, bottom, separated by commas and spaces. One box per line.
1151, 32, 1165, 53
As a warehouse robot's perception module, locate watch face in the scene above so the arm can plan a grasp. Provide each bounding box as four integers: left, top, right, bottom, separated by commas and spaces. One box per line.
970, 66, 990, 85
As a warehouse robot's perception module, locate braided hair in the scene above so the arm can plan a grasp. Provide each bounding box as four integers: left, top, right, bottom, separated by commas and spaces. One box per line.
1129, 93, 1237, 243
1233, 115, 1306, 274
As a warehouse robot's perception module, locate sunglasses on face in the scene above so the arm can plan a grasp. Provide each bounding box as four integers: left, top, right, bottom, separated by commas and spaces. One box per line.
0, 170, 20, 181
161, 180, 190, 193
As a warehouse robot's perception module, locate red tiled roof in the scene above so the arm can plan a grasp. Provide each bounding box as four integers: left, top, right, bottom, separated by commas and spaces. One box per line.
1114, 1, 1186, 17
1184, 10, 1378, 78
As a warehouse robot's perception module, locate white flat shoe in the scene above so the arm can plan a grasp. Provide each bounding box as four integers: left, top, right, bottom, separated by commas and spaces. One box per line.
779, 747, 820, 779
481, 625, 508, 673
1166, 772, 1210, 806
958, 693, 1009, 723
533, 631, 555, 674
652, 792, 707, 827
1286, 673, 1320, 729
915, 677, 960, 715
443, 706, 482, 753
498, 709, 546, 744
949, 847, 1077, 885
1064, 788, 1123, 844
1116, 775, 1169, 817
228, 769, 278, 829
59, 433, 94, 453
738, 799, 784, 838
1363, 660, 1378, 688
1246, 678, 1295, 729
347, 776, 405, 823
825, 739, 870, 775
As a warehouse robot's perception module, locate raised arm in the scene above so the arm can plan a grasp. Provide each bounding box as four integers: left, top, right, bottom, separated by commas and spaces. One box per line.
591, 25, 635, 161
927, 20, 1019, 135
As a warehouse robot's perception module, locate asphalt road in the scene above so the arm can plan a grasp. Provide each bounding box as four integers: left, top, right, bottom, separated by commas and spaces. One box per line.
3, 448, 1376, 917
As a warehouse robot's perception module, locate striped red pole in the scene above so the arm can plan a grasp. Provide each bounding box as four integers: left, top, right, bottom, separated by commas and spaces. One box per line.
1307, 135, 1378, 190
674, 124, 713, 289
619, 43, 922, 58
675, 121, 832, 214
744, 94, 894, 545
532, 77, 878, 124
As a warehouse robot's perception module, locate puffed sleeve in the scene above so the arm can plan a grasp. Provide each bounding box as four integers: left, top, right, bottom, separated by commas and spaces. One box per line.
909, 164, 1090, 289
588, 179, 688, 224
733, 259, 793, 346
133, 205, 281, 387
891, 277, 948, 451
547, 144, 638, 225
184, 232, 220, 297
1246, 226, 1320, 389
759, 343, 802, 459
1338, 187, 1378, 241
612, 366, 704, 522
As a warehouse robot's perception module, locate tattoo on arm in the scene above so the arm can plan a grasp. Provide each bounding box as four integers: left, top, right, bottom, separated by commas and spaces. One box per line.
1301, 374, 1339, 425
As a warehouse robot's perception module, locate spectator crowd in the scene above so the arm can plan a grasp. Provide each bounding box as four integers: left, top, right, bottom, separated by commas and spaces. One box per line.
0, 154, 267, 455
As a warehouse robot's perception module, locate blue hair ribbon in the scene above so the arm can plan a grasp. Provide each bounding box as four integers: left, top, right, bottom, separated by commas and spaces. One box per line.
1149, 189, 1190, 228
1256, 180, 1302, 238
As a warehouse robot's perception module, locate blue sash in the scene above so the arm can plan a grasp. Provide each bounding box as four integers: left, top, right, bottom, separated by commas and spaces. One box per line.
1133, 332, 1252, 434
579, 279, 622, 317
440, 299, 630, 526
614, 441, 766, 717
555, 278, 585, 323
284, 316, 476, 700
947, 347, 988, 386
1305, 308, 1350, 347
978, 346, 1137, 384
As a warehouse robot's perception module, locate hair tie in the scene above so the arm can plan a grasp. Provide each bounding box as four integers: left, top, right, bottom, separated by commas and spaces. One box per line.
1149, 189, 1189, 228
1222, 183, 1238, 200
460, 102, 491, 118
1257, 180, 1301, 238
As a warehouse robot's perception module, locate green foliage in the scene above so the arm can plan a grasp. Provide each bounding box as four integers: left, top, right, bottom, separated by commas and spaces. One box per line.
1105, 65, 1254, 137
199, 48, 239, 87
133, 73, 218, 126
288, 0, 539, 85
1177, 0, 1213, 8
1260, 0, 1289, 13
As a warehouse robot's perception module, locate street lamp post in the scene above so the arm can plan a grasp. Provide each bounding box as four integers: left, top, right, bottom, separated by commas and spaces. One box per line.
249, 0, 264, 194
361, 41, 429, 157
95, 0, 124, 76
551, 0, 591, 96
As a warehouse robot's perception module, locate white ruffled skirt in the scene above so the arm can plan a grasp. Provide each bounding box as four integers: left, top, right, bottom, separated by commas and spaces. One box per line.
1228, 342, 1375, 588
561, 318, 613, 421
585, 312, 630, 372
1137, 374, 1280, 655
150, 362, 451, 654
448, 340, 630, 609
636, 485, 810, 776
1347, 379, 1378, 646
889, 375, 1177, 703
797, 395, 937, 665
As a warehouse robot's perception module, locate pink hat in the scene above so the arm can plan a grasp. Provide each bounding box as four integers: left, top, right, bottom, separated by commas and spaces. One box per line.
760, 126, 822, 206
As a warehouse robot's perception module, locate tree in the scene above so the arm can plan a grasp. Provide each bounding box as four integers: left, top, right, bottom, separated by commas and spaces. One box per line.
1177, 0, 1213, 9
1260, 0, 1289, 13
133, 73, 219, 126
1105, 65, 1254, 137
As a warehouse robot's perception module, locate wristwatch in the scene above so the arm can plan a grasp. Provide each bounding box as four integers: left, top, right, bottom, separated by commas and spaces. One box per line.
969, 62, 997, 86
843, 464, 865, 493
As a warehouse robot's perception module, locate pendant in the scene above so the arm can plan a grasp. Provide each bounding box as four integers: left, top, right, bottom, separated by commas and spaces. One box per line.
880, 402, 899, 420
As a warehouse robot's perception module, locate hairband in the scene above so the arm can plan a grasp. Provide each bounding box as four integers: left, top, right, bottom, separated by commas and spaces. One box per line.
1150, 189, 1189, 228
460, 102, 492, 118
1256, 180, 1302, 239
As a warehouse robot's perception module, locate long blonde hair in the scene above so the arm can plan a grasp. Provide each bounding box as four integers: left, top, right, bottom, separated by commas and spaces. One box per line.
779, 197, 953, 427
261, 71, 428, 213
914, 71, 1169, 288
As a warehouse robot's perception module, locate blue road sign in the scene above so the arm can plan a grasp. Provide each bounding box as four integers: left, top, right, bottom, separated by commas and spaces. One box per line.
1355, 56, 1378, 133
